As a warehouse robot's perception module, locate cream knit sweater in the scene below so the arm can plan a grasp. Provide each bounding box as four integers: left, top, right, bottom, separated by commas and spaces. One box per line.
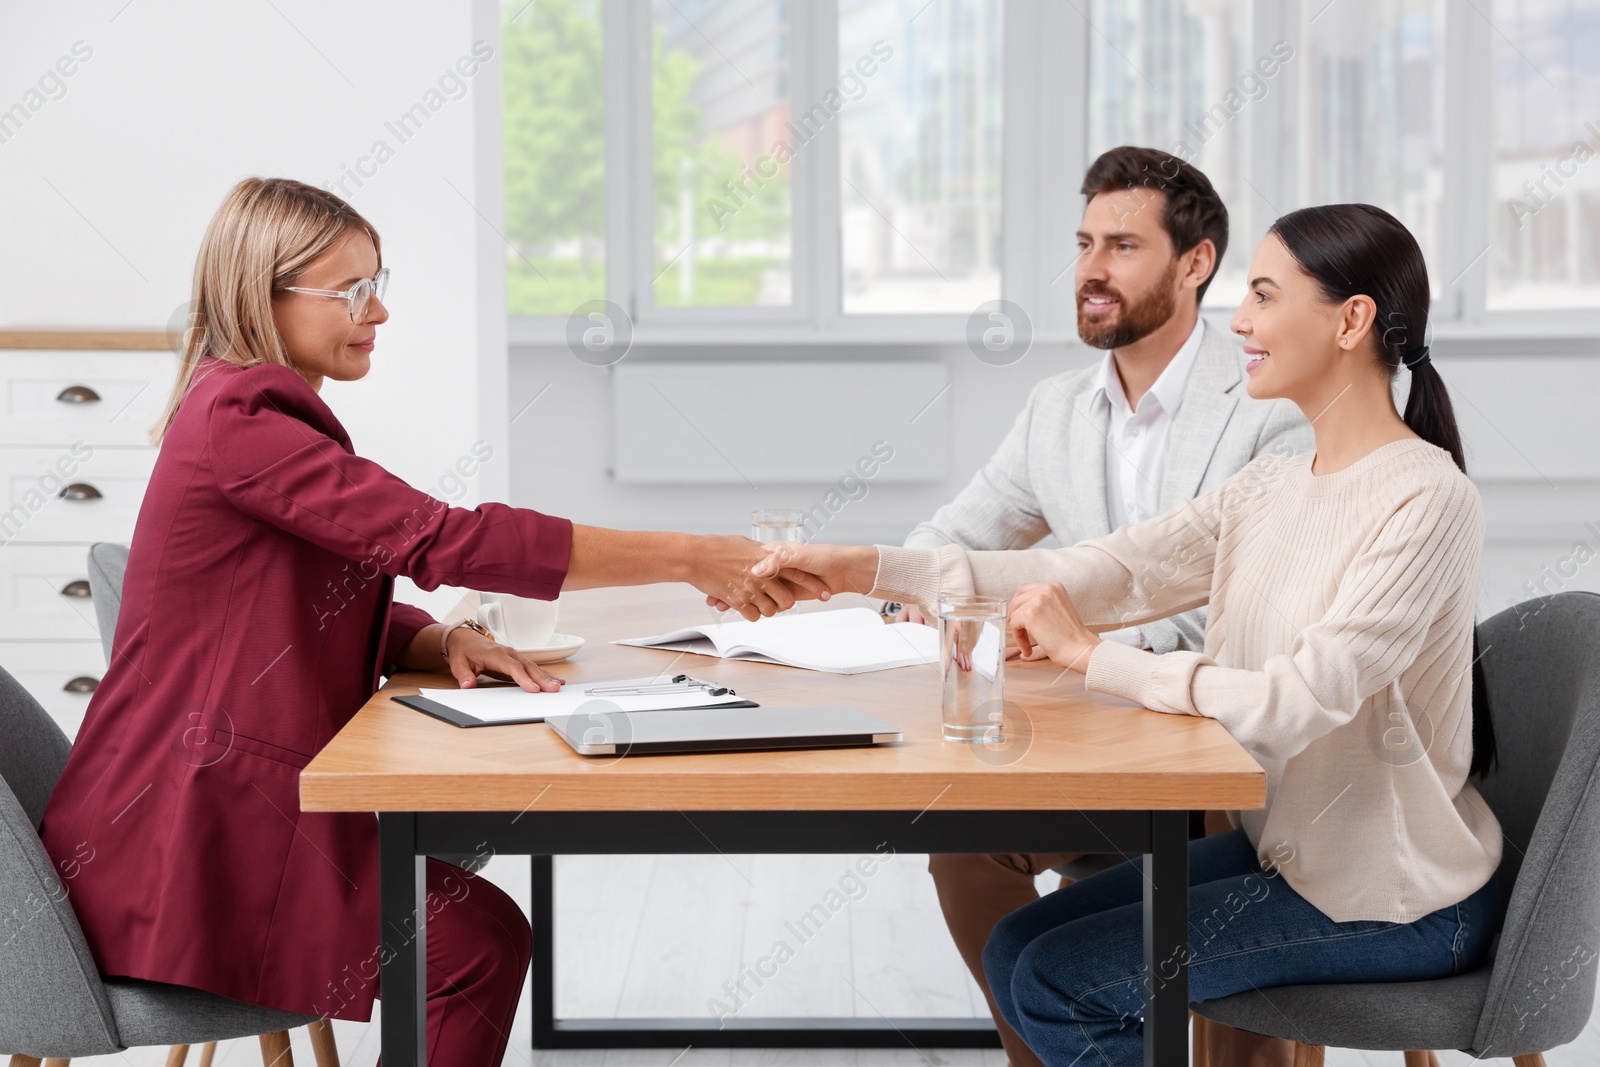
873, 438, 1502, 923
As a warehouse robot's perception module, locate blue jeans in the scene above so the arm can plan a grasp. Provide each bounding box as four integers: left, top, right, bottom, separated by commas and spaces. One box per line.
982, 828, 1500, 1067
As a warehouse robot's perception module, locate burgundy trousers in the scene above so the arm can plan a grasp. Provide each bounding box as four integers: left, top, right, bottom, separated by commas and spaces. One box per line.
376, 858, 532, 1065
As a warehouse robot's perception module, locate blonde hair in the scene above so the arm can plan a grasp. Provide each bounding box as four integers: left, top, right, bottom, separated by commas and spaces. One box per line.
151, 177, 382, 444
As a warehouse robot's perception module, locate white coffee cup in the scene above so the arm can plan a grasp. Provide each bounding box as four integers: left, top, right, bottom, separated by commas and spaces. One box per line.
476, 592, 560, 649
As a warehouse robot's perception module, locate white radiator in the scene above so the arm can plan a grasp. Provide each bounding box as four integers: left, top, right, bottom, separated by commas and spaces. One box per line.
612, 361, 950, 484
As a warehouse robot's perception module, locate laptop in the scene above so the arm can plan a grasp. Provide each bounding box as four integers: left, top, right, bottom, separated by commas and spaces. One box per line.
544, 704, 904, 757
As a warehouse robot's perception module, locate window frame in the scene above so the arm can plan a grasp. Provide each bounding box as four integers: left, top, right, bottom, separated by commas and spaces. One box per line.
624, 0, 815, 329
503, 0, 1600, 346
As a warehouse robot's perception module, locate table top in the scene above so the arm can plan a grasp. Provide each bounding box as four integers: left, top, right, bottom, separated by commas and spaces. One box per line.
299, 585, 1264, 814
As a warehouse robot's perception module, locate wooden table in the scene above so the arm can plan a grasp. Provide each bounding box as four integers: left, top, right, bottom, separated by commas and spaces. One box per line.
300, 585, 1265, 1067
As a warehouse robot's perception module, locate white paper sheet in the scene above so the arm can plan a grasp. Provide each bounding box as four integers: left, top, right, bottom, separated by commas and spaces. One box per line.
416, 676, 747, 724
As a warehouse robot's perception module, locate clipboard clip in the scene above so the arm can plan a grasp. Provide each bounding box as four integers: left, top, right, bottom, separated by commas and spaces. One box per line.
585, 674, 734, 698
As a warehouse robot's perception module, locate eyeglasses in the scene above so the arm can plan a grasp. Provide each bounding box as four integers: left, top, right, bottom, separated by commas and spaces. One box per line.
279, 267, 390, 322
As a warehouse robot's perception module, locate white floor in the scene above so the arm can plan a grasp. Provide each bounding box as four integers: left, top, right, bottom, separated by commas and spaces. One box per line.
52, 852, 1600, 1066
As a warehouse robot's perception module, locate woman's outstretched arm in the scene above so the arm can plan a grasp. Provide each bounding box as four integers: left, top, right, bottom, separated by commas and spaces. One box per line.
566, 525, 829, 620
206, 364, 816, 621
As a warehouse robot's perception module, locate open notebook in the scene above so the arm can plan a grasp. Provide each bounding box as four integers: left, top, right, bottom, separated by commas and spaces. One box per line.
615, 607, 939, 675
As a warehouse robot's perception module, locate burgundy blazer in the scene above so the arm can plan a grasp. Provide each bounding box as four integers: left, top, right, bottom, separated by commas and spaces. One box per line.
39, 354, 571, 1021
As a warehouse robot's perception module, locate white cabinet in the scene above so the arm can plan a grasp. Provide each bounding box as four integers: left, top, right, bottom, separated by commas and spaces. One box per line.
2, 446, 158, 545
0, 337, 177, 740
0, 543, 113, 641
0, 351, 176, 446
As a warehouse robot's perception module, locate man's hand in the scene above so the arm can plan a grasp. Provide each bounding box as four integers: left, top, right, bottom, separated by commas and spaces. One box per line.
445, 626, 564, 691
1008, 582, 1102, 674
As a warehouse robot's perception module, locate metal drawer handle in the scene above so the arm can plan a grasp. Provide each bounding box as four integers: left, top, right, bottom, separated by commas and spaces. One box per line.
63, 676, 100, 694
58, 482, 103, 502
57, 385, 102, 404
60, 579, 93, 598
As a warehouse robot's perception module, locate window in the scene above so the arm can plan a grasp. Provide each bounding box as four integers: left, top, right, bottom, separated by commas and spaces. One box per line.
651, 0, 794, 308
1488, 0, 1600, 310
502, 0, 606, 317
1293, 0, 1447, 299
1085, 0, 1251, 307
837, 0, 1003, 313
501, 0, 1600, 338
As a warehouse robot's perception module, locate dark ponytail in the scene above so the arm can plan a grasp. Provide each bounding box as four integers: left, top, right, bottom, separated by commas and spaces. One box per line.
1270, 204, 1496, 778
1399, 359, 1466, 476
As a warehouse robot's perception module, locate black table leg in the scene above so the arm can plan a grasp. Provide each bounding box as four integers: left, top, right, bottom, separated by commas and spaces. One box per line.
379, 812, 427, 1067
1143, 810, 1190, 1067
529, 855, 556, 1048
380, 806, 1185, 1058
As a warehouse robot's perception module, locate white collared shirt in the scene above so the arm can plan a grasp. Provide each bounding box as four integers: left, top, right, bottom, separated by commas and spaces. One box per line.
1091, 315, 1206, 648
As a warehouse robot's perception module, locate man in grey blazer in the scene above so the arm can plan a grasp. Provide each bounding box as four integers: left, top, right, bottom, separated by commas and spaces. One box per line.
916, 147, 1310, 1067
903, 324, 1307, 649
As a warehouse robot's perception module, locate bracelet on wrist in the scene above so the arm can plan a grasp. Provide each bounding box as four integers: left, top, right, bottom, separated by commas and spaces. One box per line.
439, 617, 493, 658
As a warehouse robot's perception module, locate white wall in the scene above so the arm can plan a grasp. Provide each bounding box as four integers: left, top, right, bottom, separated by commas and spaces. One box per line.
0, 2, 492, 482
0, 0, 505, 613
507, 340, 1072, 544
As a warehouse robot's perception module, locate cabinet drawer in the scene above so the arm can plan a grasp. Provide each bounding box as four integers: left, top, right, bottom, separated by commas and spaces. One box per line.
0, 350, 178, 446
0, 640, 107, 741
0, 446, 157, 544
0, 544, 105, 641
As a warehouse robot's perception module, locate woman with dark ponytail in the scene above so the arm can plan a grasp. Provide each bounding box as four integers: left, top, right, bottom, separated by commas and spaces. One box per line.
765, 203, 1504, 1066
1270, 203, 1497, 779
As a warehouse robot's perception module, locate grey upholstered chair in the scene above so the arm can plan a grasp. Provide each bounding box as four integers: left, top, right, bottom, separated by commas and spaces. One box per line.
0, 661, 340, 1067
84, 543, 129, 669
1193, 591, 1600, 1067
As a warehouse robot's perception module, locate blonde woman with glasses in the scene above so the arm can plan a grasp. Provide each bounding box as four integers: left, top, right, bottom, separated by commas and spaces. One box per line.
39, 178, 815, 1063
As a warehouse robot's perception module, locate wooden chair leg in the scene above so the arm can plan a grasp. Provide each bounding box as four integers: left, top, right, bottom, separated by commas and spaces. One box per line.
165, 1046, 190, 1067
306, 1019, 339, 1067
1512, 1057, 1547, 1067
197, 1042, 217, 1067
1190, 1012, 1210, 1067
42, 1061, 70, 1067
258, 1030, 294, 1067
6, 1058, 41, 1067
1402, 1053, 1438, 1067
1293, 1044, 1326, 1067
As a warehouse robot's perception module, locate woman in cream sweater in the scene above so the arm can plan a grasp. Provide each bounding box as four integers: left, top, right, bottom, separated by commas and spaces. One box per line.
751, 204, 1502, 1066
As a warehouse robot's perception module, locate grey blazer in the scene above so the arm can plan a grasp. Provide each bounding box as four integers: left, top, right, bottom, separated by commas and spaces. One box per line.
905, 321, 1313, 654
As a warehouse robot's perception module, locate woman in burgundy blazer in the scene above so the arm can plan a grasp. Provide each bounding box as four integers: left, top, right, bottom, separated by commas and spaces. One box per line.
38, 178, 808, 1062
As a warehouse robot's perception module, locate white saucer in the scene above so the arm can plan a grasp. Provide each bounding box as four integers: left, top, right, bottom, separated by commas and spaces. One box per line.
517, 633, 585, 664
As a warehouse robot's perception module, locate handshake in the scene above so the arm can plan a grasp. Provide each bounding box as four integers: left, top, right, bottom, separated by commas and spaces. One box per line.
695, 538, 1104, 676
696, 541, 881, 618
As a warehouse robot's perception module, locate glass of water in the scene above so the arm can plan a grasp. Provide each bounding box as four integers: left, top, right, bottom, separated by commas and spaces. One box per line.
751, 508, 805, 543
938, 595, 1007, 743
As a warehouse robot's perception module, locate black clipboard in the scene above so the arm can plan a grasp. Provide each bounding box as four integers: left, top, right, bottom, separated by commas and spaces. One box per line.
395, 676, 759, 729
